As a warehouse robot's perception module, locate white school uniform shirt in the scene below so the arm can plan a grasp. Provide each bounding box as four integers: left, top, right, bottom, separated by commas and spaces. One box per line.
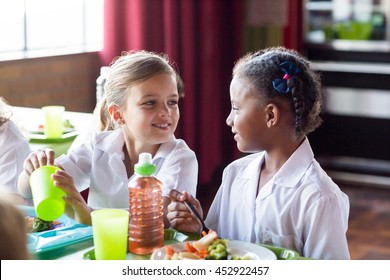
205, 138, 350, 260
0, 120, 31, 193
56, 129, 198, 209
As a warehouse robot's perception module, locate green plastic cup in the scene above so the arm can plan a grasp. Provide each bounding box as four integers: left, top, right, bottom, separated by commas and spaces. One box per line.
29, 165, 65, 221
91, 209, 129, 260
42, 106, 65, 138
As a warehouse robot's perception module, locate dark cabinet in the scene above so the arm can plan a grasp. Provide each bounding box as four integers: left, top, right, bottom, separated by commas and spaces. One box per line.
303, 1, 390, 187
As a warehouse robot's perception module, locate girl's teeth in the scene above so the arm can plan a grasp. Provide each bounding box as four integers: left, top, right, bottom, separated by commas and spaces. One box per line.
155, 124, 168, 128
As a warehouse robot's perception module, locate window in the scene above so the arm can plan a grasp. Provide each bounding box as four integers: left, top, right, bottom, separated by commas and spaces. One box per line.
0, 0, 103, 59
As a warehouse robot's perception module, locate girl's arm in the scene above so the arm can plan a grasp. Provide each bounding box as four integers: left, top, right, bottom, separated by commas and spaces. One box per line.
52, 169, 93, 225
158, 143, 198, 228
18, 170, 33, 199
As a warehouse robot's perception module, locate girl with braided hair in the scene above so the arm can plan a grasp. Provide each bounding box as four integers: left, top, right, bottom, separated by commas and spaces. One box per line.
167, 47, 350, 259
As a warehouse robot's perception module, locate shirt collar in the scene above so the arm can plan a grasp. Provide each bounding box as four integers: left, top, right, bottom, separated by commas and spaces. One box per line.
273, 137, 314, 188
240, 137, 314, 188
154, 135, 177, 159
241, 153, 264, 179
95, 129, 125, 155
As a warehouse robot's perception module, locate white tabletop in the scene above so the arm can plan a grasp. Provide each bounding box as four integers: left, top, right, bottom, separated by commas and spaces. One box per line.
10, 106, 96, 137
9, 106, 97, 156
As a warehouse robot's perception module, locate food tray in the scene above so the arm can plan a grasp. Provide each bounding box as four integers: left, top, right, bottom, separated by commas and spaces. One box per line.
20, 205, 93, 254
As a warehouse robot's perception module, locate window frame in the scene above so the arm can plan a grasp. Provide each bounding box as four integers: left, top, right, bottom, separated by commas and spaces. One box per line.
0, 0, 103, 62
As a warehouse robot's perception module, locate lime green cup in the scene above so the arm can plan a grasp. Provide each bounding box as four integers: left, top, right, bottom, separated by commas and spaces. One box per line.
29, 165, 66, 221
42, 105, 65, 138
91, 209, 129, 260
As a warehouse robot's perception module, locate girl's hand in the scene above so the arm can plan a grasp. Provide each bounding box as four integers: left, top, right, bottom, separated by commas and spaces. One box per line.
24, 148, 56, 175
166, 189, 203, 233
52, 170, 92, 225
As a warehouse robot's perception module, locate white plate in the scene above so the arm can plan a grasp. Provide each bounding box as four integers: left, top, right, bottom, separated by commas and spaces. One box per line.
151, 240, 277, 260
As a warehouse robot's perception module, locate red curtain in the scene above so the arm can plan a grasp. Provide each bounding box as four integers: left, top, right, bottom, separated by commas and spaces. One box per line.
283, 0, 303, 51
100, 0, 243, 186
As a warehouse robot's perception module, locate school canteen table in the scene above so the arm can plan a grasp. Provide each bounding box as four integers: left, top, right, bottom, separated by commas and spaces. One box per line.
30, 229, 307, 260
11, 106, 96, 156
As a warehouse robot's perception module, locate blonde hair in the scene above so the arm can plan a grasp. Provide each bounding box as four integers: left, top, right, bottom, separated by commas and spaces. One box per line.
98, 50, 179, 131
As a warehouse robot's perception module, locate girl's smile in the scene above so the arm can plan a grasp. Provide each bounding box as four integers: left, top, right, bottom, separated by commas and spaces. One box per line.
152, 122, 171, 130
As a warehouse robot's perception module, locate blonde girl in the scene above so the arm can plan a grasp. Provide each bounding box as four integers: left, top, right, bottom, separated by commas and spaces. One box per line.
19, 50, 198, 226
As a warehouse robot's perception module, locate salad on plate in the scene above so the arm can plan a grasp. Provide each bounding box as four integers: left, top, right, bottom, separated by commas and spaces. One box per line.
152, 230, 276, 260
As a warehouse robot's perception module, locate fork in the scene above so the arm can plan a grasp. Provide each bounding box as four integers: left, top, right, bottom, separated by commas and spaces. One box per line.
183, 200, 210, 233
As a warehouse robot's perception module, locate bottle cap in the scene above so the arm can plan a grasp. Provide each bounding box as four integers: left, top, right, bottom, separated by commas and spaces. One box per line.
134, 153, 156, 176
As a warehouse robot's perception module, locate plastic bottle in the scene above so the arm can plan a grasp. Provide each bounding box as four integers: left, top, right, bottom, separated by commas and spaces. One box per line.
96, 66, 110, 104
128, 153, 164, 255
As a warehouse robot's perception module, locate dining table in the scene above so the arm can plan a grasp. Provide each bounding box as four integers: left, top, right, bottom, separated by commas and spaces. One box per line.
21, 203, 308, 261
12, 107, 309, 261
31, 229, 193, 260
29, 226, 306, 260
10, 106, 97, 157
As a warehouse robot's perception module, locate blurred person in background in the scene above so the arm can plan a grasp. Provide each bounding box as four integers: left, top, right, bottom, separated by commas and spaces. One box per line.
0, 97, 31, 205
0, 198, 31, 259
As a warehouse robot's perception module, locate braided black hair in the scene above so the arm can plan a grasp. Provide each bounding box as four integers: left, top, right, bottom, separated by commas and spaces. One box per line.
232, 46, 323, 138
